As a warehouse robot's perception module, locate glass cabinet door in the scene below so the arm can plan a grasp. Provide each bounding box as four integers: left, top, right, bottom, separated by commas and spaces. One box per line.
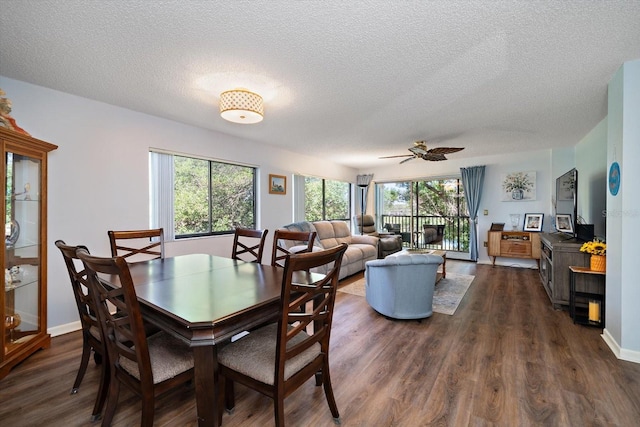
3, 151, 42, 354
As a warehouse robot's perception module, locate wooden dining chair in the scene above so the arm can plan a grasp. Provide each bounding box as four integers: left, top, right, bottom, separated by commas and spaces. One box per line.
217, 243, 348, 427
231, 228, 269, 263
107, 228, 165, 263
76, 249, 194, 427
270, 229, 317, 268
55, 240, 108, 422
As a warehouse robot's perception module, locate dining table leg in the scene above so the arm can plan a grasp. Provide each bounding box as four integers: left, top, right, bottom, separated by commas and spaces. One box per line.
193, 345, 219, 427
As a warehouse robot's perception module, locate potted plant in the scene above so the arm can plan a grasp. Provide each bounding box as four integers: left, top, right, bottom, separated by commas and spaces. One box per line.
580, 238, 606, 272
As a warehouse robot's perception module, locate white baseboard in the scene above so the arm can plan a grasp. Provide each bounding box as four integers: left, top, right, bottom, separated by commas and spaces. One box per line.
48, 320, 81, 337
602, 328, 640, 364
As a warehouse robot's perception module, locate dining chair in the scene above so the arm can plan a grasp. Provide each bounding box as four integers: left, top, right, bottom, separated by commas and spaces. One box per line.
76, 248, 194, 427
55, 240, 108, 422
217, 243, 348, 427
231, 228, 269, 263
270, 229, 317, 268
107, 228, 165, 263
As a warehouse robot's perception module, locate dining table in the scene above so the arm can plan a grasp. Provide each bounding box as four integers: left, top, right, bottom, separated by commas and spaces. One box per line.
99, 253, 320, 427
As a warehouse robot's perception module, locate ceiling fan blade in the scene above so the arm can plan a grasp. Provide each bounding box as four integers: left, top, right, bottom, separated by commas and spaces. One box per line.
409, 146, 427, 155
399, 157, 415, 164
379, 154, 413, 159
426, 147, 464, 155
421, 153, 448, 161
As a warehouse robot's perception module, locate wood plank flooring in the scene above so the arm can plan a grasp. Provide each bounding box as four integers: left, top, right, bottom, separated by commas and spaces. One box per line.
2, 261, 640, 426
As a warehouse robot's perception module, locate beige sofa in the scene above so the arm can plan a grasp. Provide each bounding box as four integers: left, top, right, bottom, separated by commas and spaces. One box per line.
281, 220, 378, 279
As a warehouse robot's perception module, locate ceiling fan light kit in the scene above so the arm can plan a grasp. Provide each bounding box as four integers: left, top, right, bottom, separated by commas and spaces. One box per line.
220, 89, 264, 124
380, 140, 464, 164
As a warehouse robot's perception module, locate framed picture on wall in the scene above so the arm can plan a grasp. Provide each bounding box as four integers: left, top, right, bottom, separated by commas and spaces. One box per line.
556, 214, 573, 233
523, 213, 544, 232
269, 174, 286, 195
501, 171, 537, 201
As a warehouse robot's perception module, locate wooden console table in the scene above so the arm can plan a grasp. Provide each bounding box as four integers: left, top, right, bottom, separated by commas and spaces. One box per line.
488, 231, 540, 268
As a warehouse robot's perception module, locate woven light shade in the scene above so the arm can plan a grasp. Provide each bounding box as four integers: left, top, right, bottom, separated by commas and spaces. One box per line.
219, 89, 264, 124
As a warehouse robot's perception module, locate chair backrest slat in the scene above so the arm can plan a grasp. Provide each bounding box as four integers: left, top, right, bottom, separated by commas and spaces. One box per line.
231, 228, 268, 263
77, 249, 153, 384
108, 228, 165, 263
270, 229, 317, 268
275, 243, 347, 381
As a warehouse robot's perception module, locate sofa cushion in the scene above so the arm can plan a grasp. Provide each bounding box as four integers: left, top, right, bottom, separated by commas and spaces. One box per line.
313, 221, 353, 249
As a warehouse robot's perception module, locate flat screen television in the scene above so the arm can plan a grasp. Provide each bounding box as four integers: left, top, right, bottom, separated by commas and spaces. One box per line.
555, 168, 578, 238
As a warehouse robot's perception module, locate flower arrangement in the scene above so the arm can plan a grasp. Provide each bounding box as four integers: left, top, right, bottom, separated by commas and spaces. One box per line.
580, 239, 606, 256
502, 172, 534, 192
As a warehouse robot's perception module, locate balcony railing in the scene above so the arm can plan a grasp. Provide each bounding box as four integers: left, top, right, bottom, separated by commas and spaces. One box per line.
380, 214, 470, 252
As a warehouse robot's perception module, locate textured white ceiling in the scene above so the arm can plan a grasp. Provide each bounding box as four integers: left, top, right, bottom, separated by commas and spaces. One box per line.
1, 1, 639, 168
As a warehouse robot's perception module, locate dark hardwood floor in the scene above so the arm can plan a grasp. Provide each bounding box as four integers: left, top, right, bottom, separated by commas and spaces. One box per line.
2, 261, 640, 426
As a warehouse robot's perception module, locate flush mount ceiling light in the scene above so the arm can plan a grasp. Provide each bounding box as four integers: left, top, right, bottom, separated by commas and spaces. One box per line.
219, 89, 264, 124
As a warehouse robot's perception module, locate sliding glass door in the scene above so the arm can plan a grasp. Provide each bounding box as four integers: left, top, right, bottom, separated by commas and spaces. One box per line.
375, 178, 470, 253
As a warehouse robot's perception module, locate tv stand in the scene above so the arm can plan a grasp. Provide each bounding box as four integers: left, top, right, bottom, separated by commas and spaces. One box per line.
539, 232, 598, 309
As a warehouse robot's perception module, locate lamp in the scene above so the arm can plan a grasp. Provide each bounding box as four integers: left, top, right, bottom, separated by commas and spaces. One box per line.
219, 89, 264, 124
357, 184, 368, 235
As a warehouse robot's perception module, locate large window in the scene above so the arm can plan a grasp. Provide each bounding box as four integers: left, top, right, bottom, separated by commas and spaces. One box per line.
376, 178, 469, 252
150, 152, 256, 239
302, 177, 351, 221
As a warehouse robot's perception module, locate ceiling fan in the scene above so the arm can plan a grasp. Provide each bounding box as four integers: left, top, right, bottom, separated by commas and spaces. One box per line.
380, 141, 465, 164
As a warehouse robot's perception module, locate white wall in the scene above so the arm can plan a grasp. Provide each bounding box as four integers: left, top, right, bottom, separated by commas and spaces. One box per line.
0, 76, 358, 332
603, 59, 640, 361
576, 118, 608, 238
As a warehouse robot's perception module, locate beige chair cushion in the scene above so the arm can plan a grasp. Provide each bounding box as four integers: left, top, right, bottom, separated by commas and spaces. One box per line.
119, 331, 194, 383
218, 323, 321, 385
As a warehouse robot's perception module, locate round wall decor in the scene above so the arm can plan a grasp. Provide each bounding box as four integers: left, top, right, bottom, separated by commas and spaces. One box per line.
609, 161, 620, 196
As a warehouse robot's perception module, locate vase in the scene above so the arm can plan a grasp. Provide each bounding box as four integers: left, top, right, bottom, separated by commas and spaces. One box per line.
590, 254, 606, 272
512, 189, 524, 200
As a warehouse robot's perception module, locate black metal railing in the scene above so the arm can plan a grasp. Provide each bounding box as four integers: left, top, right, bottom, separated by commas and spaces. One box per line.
380, 214, 470, 252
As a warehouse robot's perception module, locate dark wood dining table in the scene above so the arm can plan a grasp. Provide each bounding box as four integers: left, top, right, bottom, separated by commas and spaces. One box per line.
100, 253, 317, 427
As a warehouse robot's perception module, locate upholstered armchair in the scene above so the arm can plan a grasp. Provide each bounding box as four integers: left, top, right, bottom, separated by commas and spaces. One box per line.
383, 223, 412, 245
422, 224, 445, 246
364, 252, 443, 319
355, 214, 403, 258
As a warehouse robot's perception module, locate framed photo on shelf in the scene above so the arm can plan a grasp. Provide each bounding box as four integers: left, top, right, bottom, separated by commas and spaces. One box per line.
523, 213, 544, 232
556, 214, 573, 233
269, 174, 287, 195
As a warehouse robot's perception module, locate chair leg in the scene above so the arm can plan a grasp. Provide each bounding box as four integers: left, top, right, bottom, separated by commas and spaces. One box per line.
71, 339, 92, 394
91, 360, 110, 421
140, 393, 155, 427
321, 362, 340, 424
224, 377, 235, 413
101, 374, 120, 427
274, 394, 285, 427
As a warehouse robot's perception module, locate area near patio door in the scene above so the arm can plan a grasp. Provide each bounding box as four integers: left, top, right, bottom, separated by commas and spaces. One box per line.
375, 178, 470, 254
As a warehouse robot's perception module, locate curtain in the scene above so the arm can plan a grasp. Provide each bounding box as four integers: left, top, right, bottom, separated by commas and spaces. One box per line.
293, 175, 306, 222
460, 166, 485, 261
149, 151, 175, 241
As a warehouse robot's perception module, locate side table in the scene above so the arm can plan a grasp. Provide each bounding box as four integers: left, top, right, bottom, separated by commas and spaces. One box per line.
569, 266, 606, 328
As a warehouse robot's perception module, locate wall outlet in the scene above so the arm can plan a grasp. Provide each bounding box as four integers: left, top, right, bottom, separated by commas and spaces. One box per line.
483, 241, 488, 247
483, 209, 488, 215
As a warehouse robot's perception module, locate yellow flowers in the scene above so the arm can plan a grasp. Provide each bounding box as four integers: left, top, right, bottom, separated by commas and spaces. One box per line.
580, 239, 606, 256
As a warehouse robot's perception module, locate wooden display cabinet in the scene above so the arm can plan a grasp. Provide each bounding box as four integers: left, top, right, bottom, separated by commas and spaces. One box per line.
488, 230, 541, 268
1, 128, 57, 379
